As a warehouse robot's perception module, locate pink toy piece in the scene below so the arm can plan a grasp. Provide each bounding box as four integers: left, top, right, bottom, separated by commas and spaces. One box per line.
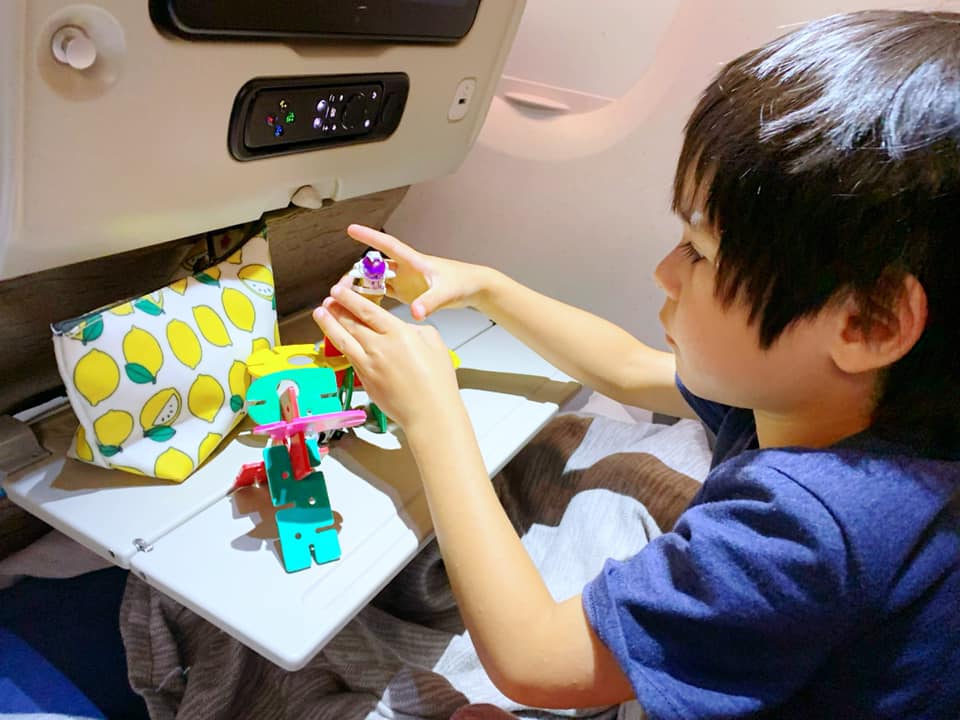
253, 409, 368, 441
278, 384, 302, 422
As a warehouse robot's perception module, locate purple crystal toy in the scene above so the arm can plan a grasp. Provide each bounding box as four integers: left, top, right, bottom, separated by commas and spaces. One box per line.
349, 250, 396, 297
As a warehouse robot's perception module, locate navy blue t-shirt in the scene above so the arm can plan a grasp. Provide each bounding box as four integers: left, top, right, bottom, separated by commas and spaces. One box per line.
582, 382, 960, 719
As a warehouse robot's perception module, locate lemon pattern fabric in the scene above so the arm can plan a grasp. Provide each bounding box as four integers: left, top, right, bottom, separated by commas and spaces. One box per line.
52, 230, 276, 482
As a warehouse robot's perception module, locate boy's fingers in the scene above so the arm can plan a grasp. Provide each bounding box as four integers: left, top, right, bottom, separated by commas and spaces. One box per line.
410, 286, 454, 321
347, 224, 431, 274
329, 285, 396, 334
312, 306, 367, 368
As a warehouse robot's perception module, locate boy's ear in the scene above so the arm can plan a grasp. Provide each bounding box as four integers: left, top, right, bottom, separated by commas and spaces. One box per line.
830, 274, 928, 374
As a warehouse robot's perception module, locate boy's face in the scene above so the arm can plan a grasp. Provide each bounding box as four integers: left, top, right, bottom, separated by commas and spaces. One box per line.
654, 217, 843, 414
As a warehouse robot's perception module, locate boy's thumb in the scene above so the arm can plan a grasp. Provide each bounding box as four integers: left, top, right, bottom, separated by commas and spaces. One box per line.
410, 288, 447, 321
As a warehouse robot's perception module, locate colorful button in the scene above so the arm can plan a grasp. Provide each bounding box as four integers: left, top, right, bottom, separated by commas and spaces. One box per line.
285, 111, 296, 123
279, 99, 288, 110
265, 114, 276, 126
274, 124, 284, 137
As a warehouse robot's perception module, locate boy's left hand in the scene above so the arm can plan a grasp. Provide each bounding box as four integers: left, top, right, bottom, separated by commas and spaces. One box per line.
312, 284, 462, 430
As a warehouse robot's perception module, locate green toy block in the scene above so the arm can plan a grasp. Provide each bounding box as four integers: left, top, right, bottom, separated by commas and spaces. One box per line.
246, 368, 342, 425
264, 446, 333, 513
339, 367, 355, 411
305, 436, 324, 466
369, 403, 389, 433
263, 445, 296, 507
275, 506, 340, 572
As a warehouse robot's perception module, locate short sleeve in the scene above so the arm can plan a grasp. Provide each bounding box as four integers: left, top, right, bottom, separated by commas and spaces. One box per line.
582, 459, 859, 720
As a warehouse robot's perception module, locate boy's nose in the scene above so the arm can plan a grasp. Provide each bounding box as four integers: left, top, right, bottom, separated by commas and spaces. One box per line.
653, 249, 681, 300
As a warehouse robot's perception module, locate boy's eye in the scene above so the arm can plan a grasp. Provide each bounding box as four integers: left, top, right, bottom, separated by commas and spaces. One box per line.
679, 241, 704, 263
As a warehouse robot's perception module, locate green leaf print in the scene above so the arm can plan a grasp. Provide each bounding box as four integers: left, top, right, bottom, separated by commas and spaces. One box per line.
134, 298, 164, 316
125, 363, 156, 384
98, 444, 122, 457
144, 425, 177, 442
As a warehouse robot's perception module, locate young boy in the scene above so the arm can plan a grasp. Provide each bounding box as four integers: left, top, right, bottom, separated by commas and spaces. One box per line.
315, 10, 960, 718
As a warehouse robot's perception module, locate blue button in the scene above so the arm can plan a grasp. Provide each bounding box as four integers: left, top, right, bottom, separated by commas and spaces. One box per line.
274, 124, 284, 137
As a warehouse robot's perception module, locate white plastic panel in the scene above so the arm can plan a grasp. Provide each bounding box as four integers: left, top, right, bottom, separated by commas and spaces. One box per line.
0, 1, 525, 280
1, 433, 249, 567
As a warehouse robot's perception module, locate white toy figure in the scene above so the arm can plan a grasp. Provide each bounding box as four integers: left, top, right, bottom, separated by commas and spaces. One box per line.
349, 250, 396, 304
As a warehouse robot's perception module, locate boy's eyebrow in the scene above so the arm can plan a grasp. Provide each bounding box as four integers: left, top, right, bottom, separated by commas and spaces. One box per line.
674, 207, 708, 230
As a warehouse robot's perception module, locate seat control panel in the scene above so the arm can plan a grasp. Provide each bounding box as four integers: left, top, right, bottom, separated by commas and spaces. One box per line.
228, 73, 409, 161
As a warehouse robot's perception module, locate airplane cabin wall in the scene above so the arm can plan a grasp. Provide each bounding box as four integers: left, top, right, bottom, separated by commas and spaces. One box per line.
387, 0, 959, 350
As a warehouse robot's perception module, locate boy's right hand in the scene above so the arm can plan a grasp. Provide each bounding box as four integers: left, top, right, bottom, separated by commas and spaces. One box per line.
342, 224, 494, 320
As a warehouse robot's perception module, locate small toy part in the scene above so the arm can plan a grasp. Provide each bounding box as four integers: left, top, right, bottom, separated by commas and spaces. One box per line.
349, 250, 396, 299
233, 383, 366, 572
234, 461, 268, 490
246, 344, 351, 379
245, 368, 341, 426
369, 403, 389, 433
253, 409, 366, 442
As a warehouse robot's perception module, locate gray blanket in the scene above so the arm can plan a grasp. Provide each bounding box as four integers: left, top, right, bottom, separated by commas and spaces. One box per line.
120, 412, 710, 720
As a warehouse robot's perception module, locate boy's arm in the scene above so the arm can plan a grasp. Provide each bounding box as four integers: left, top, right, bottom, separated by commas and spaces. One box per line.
475, 270, 695, 420
343, 225, 693, 420
405, 400, 641, 711
315, 285, 643, 711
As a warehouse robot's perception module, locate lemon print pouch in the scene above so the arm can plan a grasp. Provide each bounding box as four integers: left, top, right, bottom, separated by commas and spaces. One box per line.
51, 228, 279, 482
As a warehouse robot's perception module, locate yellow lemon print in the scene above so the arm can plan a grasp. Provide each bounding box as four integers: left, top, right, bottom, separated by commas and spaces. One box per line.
193, 306, 232, 347
134, 291, 164, 316
273, 320, 281, 347
166, 320, 202, 370
238, 264, 275, 303
189, 374, 224, 422
122, 326, 164, 384
222, 288, 255, 333
109, 302, 135, 317
195, 265, 221, 287
93, 410, 133, 457
198, 432, 223, 464
154, 447, 194, 481
168, 278, 188, 295
140, 387, 182, 442
109, 464, 147, 476
74, 425, 94, 462
74, 349, 120, 406
226, 248, 243, 264
227, 360, 250, 413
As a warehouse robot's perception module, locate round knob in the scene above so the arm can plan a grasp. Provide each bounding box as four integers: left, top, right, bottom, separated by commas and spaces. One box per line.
341, 94, 367, 130
51, 26, 97, 70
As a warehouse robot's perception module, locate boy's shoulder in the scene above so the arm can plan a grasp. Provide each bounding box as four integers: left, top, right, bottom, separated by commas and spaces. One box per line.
708, 435, 959, 516
695, 437, 960, 604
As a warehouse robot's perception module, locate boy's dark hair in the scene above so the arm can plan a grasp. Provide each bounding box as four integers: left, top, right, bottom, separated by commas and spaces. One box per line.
673, 10, 960, 458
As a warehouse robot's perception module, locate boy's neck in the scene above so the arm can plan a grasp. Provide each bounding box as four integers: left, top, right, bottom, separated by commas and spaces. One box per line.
753, 402, 873, 450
